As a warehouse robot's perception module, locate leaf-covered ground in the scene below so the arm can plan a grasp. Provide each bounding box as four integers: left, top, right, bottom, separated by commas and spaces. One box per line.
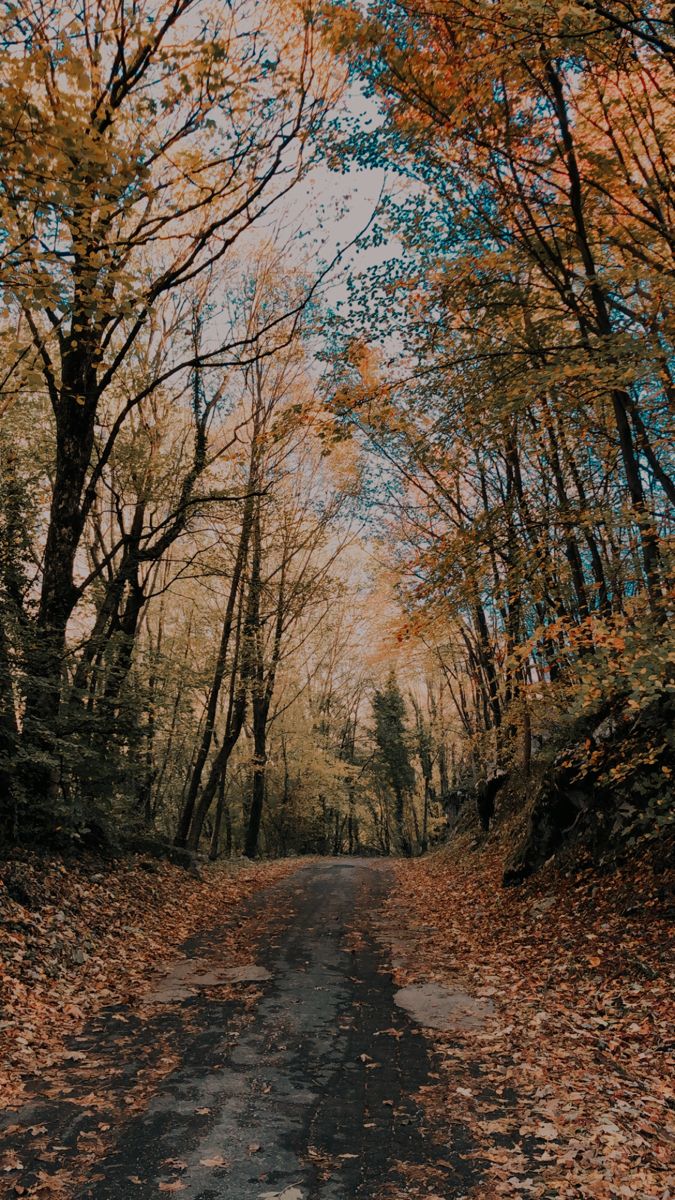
387, 836, 674, 1200
2, 846, 672, 1199
0, 853, 295, 1111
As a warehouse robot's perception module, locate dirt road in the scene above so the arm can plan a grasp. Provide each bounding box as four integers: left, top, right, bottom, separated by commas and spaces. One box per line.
3, 860, 479, 1199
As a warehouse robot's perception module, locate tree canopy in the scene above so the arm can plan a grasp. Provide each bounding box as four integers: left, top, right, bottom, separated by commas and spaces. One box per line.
0, 0, 672, 862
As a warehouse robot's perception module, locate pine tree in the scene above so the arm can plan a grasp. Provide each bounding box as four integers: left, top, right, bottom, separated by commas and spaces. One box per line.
372, 672, 415, 856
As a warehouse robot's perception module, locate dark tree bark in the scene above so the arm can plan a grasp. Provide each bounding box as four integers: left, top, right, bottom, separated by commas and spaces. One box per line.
175, 487, 256, 846
243, 547, 285, 860
544, 59, 664, 610
0, 618, 19, 835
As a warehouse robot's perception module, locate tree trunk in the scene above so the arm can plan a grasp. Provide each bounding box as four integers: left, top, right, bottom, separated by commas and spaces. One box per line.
243, 524, 285, 861
209, 770, 227, 861
185, 688, 247, 852
244, 710, 267, 859
184, 507, 262, 851
521, 700, 532, 775
175, 443, 258, 846
394, 784, 410, 856
24, 338, 98, 742
0, 617, 19, 835
545, 59, 663, 609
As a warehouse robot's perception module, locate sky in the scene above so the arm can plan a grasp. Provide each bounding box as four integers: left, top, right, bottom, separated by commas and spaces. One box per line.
253, 82, 396, 312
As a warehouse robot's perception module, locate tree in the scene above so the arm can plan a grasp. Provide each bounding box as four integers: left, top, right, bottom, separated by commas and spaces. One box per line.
319, 0, 674, 841
372, 672, 415, 855
1, 0, 336, 825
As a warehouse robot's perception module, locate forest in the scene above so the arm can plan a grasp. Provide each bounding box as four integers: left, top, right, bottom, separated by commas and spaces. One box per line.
0, 0, 673, 867
0, 3, 673, 1197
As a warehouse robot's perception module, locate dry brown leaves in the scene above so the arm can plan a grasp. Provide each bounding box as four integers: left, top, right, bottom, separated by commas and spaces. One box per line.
0, 853, 295, 1110
388, 835, 674, 1200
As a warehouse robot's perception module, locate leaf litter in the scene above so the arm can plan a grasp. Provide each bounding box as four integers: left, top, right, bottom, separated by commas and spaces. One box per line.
381, 833, 674, 1200
0, 854, 297, 1196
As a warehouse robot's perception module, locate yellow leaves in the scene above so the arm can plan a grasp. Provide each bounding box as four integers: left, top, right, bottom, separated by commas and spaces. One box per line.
63, 53, 90, 92
346, 338, 381, 389
0, 0, 326, 350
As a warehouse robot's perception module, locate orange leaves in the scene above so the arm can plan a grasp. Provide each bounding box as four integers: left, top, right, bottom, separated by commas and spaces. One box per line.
0, 855, 295, 1111
386, 834, 674, 1200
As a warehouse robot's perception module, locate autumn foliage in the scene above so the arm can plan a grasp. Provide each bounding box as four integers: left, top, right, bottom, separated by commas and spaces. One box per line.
322, 0, 674, 856
0, 2, 673, 865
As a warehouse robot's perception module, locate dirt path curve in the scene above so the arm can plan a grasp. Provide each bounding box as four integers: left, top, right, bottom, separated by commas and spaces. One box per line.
4, 860, 479, 1199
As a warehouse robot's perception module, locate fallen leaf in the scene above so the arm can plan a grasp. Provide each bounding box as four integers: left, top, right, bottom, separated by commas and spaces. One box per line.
533, 1123, 559, 1141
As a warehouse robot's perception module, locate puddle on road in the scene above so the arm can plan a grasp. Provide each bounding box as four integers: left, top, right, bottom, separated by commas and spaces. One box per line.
144, 961, 271, 1003
394, 981, 494, 1031
258, 1188, 305, 1200
222, 964, 272, 982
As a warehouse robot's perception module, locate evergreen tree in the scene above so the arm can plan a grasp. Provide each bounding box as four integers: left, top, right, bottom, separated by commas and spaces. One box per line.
372, 672, 415, 856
